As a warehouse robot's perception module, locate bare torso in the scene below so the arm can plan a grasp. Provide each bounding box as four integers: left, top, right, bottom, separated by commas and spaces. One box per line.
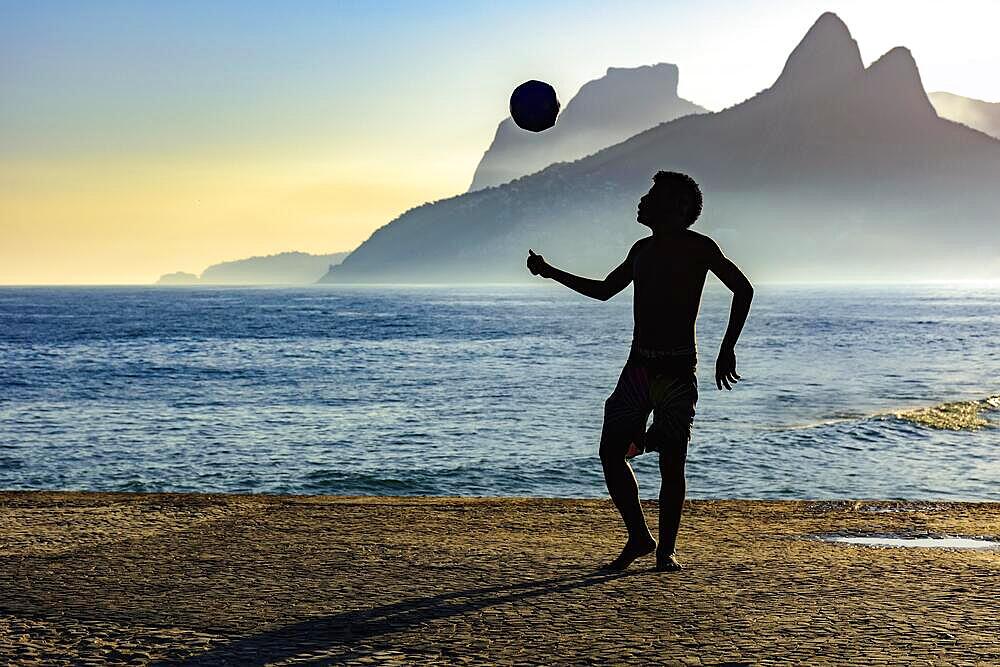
630, 230, 718, 351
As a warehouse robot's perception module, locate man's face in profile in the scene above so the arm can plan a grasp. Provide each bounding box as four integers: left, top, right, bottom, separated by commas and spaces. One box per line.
637, 190, 655, 227
637, 188, 668, 228
637, 186, 688, 229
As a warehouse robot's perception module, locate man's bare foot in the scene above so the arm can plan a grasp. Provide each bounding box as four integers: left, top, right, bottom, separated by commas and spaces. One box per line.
600, 535, 656, 571
654, 551, 683, 572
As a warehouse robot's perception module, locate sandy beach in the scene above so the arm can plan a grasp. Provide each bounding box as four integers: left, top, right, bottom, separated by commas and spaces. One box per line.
1, 493, 998, 665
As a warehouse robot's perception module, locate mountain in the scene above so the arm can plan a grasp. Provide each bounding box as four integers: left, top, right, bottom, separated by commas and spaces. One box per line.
930, 91, 1000, 140
156, 251, 349, 285
156, 271, 200, 285
468, 63, 707, 191
199, 251, 349, 284
321, 13, 1000, 284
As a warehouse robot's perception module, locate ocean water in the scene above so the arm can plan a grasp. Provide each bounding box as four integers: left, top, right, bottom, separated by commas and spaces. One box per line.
0, 284, 997, 500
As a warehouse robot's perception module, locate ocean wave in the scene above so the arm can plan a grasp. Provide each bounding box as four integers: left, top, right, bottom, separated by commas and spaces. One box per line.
893, 395, 1000, 431
762, 395, 999, 435
0, 456, 22, 470
302, 469, 443, 495
299, 460, 600, 497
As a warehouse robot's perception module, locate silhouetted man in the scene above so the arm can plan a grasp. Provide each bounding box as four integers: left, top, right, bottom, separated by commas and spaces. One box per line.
526, 171, 753, 571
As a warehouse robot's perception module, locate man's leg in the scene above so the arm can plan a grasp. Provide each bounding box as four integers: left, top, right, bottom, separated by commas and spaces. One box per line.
648, 371, 696, 571
599, 433, 655, 570
598, 365, 656, 570
656, 447, 686, 571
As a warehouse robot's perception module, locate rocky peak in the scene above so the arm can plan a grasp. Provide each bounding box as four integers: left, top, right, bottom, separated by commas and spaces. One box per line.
555, 63, 682, 127
468, 63, 705, 191
863, 47, 936, 120
771, 12, 864, 93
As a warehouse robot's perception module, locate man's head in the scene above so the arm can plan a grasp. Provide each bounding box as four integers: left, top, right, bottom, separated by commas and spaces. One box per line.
636, 171, 703, 230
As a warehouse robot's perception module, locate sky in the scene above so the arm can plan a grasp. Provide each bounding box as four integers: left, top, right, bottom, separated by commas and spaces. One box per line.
2, 0, 998, 284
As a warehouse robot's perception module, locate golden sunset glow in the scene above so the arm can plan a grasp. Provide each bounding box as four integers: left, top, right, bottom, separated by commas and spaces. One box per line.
2, 0, 998, 284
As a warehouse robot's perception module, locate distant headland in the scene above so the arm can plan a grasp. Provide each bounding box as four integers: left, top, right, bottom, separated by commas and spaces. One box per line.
156, 251, 350, 285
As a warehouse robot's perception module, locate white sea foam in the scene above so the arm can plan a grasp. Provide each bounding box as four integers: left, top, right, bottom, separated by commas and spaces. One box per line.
826, 535, 1000, 549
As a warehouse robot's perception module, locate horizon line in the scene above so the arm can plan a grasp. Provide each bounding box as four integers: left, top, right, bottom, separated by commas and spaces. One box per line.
1, 279, 997, 288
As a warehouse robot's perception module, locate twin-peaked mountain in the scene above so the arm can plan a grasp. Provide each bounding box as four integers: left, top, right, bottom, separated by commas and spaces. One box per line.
469, 63, 706, 191
321, 13, 1000, 284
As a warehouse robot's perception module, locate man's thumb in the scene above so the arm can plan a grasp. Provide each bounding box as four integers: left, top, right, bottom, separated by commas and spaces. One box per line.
528, 249, 537, 256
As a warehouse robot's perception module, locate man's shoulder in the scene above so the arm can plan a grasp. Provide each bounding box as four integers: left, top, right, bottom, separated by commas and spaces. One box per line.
683, 229, 715, 244
684, 230, 723, 257
629, 231, 723, 259
629, 236, 654, 254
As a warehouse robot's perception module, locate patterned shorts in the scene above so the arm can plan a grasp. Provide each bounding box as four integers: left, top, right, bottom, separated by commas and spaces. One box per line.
601, 352, 698, 459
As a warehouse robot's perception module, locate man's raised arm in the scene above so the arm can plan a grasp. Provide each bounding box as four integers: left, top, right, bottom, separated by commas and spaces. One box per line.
707, 243, 754, 390
527, 243, 639, 301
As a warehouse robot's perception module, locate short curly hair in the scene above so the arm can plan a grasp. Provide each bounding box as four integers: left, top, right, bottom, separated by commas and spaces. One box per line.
649, 171, 703, 228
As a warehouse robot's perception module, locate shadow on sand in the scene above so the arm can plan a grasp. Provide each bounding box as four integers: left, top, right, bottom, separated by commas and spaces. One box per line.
162, 569, 634, 665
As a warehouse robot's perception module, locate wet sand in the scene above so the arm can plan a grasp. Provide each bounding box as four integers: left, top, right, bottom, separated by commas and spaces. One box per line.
1, 493, 998, 665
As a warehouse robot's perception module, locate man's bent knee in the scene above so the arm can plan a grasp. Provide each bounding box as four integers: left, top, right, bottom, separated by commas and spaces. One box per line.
599, 443, 622, 466
599, 431, 630, 466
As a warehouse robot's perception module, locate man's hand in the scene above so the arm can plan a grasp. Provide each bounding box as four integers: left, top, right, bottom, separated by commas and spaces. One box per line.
527, 249, 550, 277
715, 347, 741, 391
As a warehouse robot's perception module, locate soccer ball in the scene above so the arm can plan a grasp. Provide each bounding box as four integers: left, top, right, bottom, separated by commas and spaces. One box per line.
510, 80, 560, 132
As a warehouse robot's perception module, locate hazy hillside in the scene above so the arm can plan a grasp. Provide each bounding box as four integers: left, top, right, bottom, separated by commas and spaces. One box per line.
930, 91, 1000, 140
156, 271, 200, 285
469, 63, 706, 191
157, 251, 349, 285
321, 13, 1000, 284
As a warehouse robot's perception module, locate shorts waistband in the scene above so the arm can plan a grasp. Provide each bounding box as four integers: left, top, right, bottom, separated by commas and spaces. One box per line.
629, 342, 697, 359
628, 342, 697, 374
